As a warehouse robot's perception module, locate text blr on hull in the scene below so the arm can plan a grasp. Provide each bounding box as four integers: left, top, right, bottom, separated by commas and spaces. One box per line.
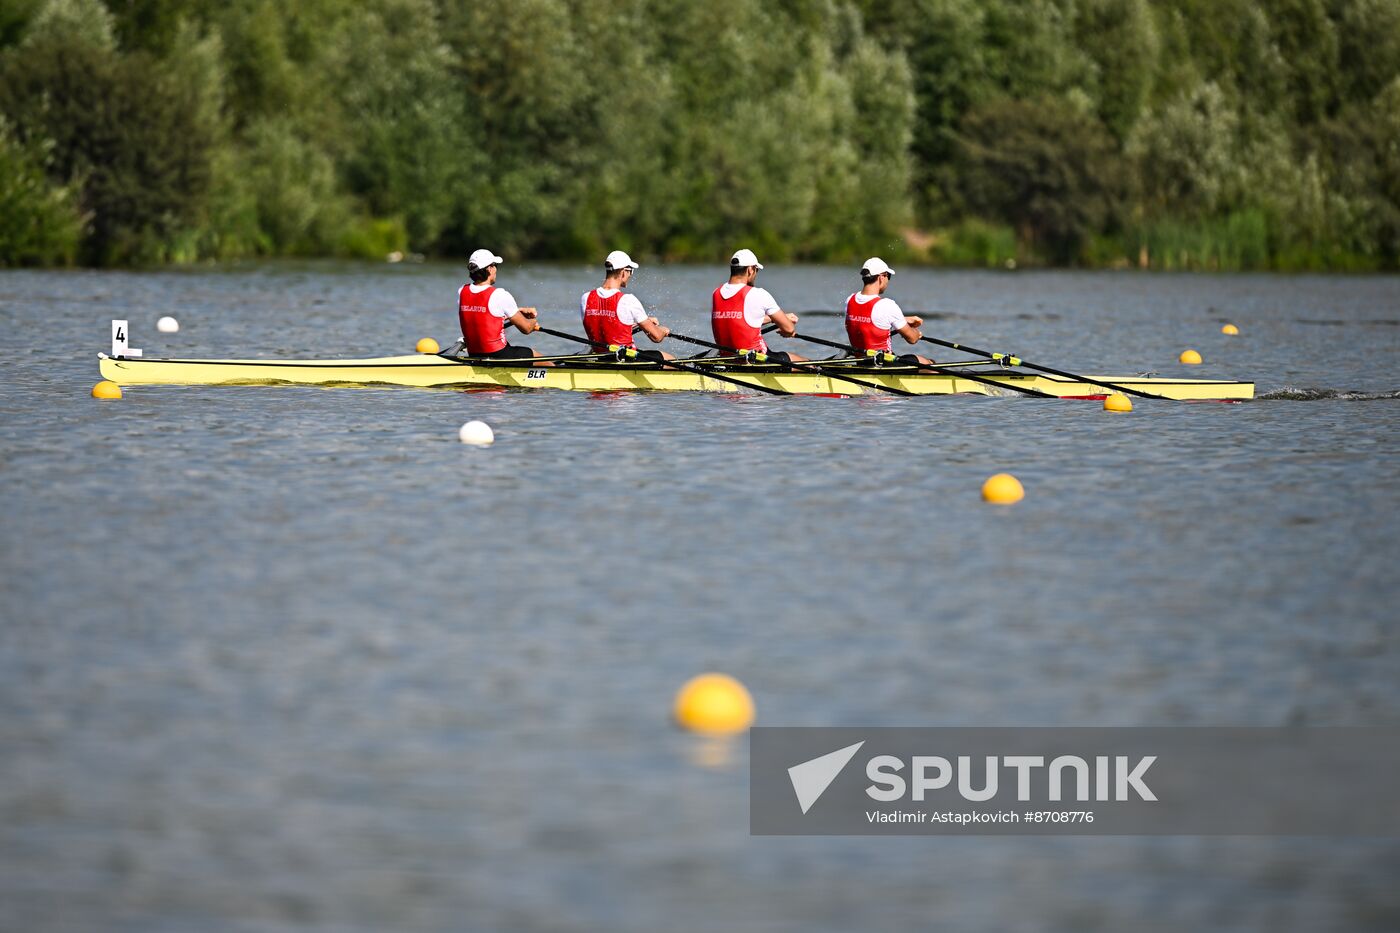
98, 352, 1256, 400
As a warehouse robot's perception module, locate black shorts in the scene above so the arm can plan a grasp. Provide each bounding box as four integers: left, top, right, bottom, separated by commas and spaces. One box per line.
718, 348, 790, 365
477, 344, 535, 360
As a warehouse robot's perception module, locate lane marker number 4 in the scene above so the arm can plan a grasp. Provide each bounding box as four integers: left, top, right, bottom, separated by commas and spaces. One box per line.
112, 320, 142, 358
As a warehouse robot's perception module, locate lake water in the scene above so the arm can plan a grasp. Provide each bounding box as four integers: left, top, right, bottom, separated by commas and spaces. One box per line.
2, 262, 1398, 931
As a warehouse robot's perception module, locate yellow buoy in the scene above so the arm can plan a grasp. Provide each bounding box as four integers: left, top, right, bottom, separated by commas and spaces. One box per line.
1221, 323, 1239, 335
981, 473, 1024, 504
673, 673, 755, 735
91, 380, 122, 399
1179, 349, 1203, 365
1103, 393, 1133, 412
416, 337, 440, 354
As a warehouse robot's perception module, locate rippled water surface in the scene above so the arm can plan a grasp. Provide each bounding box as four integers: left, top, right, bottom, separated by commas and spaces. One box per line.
2, 263, 1398, 931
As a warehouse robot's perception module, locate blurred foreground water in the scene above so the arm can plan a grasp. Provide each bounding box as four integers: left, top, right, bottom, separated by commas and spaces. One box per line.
2, 264, 1398, 931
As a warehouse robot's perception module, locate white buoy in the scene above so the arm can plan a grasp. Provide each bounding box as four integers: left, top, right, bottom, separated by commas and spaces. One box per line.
458, 420, 494, 446
157, 316, 179, 333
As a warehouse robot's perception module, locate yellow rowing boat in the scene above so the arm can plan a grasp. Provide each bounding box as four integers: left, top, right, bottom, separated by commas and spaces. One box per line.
97, 353, 1255, 399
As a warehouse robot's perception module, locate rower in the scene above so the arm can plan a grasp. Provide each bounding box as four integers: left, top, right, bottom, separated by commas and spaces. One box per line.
844, 257, 933, 366
711, 248, 807, 363
458, 248, 550, 364
581, 250, 675, 362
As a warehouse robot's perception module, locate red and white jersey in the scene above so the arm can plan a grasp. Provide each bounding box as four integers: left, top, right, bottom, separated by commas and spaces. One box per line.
711, 283, 780, 352
844, 293, 907, 352
580, 287, 648, 350
458, 283, 519, 354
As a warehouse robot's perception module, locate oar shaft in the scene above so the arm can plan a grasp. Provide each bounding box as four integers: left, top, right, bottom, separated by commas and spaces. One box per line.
669, 329, 918, 395
534, 326, 791, 396
785, 331, 1058, 399
663, 328, 916, 396
917, 335, 1168, 400
666, 323, 779, 353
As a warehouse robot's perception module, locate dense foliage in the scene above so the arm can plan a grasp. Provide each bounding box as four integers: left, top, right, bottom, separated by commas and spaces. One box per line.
1, 0, 1396, 268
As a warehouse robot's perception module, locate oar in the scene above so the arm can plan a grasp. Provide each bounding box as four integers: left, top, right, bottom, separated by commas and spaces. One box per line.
662, 330, 918, 397
533, 326, 792, 396
784, 331, 1060, 399
914, 332, 1171, 401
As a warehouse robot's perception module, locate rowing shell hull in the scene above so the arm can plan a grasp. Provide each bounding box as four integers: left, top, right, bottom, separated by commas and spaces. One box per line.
98, 355, 1255, 400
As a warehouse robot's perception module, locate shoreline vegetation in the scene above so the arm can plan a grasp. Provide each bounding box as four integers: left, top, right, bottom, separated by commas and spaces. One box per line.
2, 0, 1398, 272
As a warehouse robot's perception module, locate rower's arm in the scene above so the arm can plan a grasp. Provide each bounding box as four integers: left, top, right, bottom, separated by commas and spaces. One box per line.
509, 307, 539, 334
896, 318, 923, 345
767, 309, 799, 337
638, 317, 670, 344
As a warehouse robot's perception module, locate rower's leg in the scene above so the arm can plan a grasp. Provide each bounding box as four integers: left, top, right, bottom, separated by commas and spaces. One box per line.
531, 348, 555, 368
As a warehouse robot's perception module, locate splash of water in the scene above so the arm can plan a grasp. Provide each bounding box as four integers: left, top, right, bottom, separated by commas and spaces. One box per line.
1261, 386, 1400, 401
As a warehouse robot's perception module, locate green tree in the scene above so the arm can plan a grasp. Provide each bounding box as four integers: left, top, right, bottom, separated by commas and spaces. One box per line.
240, 118, 349, 254
1076, 0, 1159, 140
0, 28, 215, 263
953, 96, 1133, 262
438, 0, 597, 254
105, 0, 208, 55
2, 0, 1398, 268
0, 116, 83, 265
1322, 77, 1400, 263
324, 0, 470, 250
215, 0, 305, 127
1333, 0, 1400, 102
1264, 0, 1340, 126
20, 0, 115, 49
861, 0, 989, 217
0, 0, 42, 49
1129, 80, 1244, 217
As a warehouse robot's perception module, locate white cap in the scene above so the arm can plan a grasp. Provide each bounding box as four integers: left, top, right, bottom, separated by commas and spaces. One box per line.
468, 248, 504, 271
730, 248, 764, 270
605, 250, 639, 271
861, 257, 895, 277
